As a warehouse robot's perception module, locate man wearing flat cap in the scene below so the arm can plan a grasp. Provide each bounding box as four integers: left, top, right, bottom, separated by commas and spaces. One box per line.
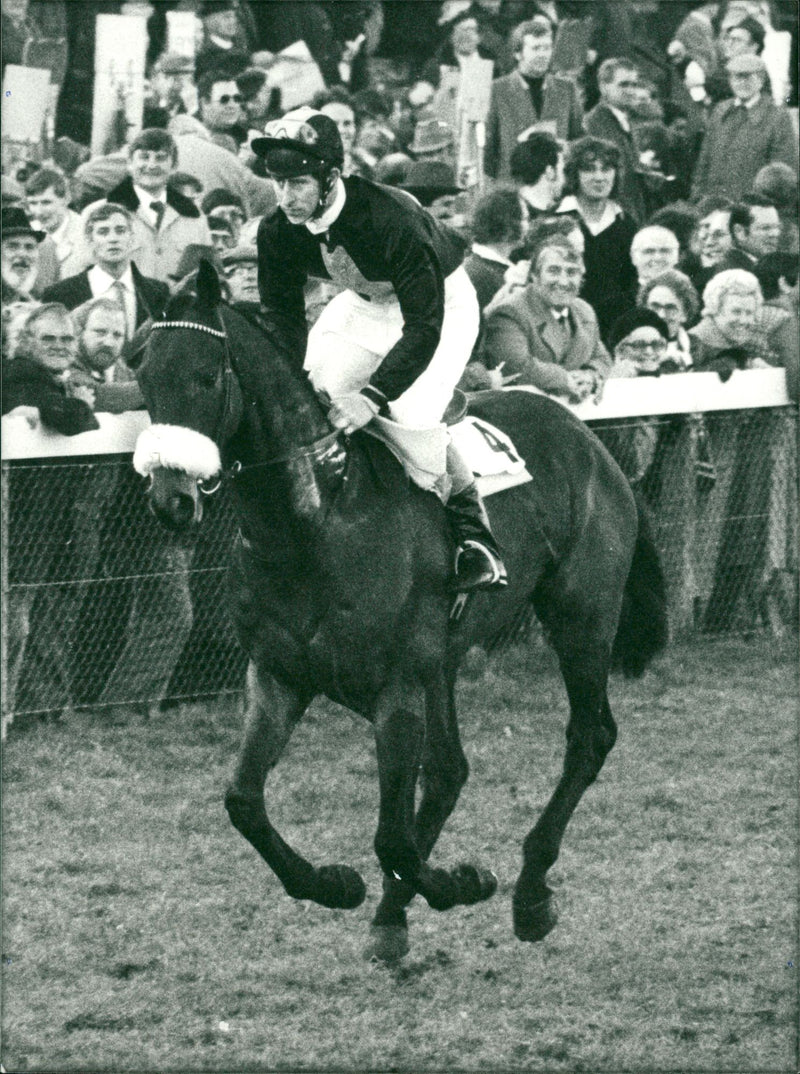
691, 52, 797, 202
221, 244, 259, 302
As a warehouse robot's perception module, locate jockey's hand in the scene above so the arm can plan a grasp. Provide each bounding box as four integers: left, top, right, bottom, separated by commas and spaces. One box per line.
328, 392, 380, 435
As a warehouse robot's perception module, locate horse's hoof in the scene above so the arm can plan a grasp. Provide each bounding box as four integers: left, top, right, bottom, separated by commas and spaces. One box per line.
452, 863, 498, 905
363, 925, 409, 963
513, 893, 558, 942
315, 864, 367, 909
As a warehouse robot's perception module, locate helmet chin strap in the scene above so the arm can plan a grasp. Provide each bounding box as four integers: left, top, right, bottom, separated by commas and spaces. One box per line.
310, 168, 339, 221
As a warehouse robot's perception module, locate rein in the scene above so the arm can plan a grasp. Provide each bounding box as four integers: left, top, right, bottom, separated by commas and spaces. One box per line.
149, 313, 343, 494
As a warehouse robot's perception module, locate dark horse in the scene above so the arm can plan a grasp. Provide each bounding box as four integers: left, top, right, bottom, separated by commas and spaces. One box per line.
134, 262, 668, 960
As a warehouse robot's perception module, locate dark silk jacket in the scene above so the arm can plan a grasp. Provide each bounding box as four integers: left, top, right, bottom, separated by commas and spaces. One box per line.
257, 175, 467, 405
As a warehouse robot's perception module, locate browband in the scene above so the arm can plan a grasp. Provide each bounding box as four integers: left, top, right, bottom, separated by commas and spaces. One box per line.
151, 320, 227, 339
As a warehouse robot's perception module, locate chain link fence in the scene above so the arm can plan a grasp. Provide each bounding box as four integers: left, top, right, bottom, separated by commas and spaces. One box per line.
2, 407, 797, 726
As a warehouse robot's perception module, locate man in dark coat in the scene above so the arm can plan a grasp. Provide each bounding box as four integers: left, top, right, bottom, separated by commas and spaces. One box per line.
584, 57, 646, 223
42, 203, 169, 333
3, 303, 98, 435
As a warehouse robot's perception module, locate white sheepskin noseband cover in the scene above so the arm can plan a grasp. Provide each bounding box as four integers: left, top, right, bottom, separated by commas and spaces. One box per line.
133, 423, 222, 481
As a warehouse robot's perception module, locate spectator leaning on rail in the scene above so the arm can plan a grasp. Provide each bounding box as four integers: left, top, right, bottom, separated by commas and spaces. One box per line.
604, 308, 675, 486
69, 297, 145, 414
689, 269, 772, 380
42, 203, 170, 334
251, 106, 507, 592
690, 52, 798, 203
556, 135, 638, 341
86, 129, 213, 284
484, 16, 584, 182
2, 303, 99, 435
482, 234, 610, 405
638, 269, 701, 369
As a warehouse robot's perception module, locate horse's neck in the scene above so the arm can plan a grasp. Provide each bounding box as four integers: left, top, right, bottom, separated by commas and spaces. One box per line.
230, 310, 347, 536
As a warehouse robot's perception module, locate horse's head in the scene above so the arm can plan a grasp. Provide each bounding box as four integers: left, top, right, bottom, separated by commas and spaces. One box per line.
134, 261, 245, 530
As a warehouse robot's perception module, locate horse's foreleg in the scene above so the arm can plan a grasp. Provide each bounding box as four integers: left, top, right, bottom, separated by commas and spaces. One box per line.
369, 672, 480, 961
372, 673, 497, 922
224, 663, 366, 910
513, 656, 617, 942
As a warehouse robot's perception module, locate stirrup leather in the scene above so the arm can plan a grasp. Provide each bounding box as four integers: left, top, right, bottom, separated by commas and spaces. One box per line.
454, 540, 508, 590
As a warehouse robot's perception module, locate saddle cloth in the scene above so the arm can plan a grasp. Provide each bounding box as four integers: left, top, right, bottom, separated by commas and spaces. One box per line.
366, 414, 532, 500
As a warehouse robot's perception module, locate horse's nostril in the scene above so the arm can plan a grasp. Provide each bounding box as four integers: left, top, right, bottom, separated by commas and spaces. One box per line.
170, 492, 196, 525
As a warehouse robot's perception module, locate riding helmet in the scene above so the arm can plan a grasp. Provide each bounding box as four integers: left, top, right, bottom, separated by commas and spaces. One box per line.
251, 107, 345, 179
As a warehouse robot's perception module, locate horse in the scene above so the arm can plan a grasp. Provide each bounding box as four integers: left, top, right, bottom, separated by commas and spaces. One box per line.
133, 260, 668, 961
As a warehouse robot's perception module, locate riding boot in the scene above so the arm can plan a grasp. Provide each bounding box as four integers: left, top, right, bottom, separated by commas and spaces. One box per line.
445, 441, 508, 592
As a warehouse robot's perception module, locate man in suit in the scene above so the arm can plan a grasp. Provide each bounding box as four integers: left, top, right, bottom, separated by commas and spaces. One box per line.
42, 203, 169, 333
484, 15, 584, 181
84, 128, 213, 283
710, 194, 783, 276
24, 167, 86, 282
584, 57, 646, 223
690, 53, 798, 202
463, 187, 526, 310
482, 234, 611, 402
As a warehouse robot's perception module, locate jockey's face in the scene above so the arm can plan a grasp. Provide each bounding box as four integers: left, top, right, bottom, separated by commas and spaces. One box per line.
275, 174, 324, 224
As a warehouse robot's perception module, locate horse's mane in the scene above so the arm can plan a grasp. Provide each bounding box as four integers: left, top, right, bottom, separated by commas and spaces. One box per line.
160, 291, 298, 365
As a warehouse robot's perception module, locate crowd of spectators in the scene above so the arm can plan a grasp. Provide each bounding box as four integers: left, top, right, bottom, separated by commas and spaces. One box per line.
1, 0, 798, 711
2, 0, 798, 428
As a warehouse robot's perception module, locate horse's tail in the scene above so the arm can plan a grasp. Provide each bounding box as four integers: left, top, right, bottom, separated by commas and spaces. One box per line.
611, 493, 669, 678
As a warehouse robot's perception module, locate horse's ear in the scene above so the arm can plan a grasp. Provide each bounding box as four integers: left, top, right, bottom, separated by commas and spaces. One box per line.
196, 258, 222, 308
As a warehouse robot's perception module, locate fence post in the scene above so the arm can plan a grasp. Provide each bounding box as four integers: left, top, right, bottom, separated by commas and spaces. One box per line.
2, 461, 9, 740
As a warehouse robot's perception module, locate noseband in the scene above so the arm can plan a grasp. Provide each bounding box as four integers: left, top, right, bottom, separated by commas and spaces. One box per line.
148, 312, 343, 494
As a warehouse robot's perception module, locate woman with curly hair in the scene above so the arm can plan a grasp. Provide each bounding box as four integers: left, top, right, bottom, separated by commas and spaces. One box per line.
556, 135, 638, 340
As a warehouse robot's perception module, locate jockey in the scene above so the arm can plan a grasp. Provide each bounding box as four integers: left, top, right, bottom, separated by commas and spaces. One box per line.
252, 107, 507, 592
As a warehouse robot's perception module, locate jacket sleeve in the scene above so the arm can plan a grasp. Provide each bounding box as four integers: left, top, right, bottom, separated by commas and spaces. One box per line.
363, 217, 446, 404
768, 108, 799, 172
568, 82, 585, 141
483, 303, 575, 395
256, 214, 310, 363
2, 367, 100, 434
483, 89, 501, 180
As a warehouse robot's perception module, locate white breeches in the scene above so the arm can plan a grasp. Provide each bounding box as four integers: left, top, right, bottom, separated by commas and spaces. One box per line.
304, 265, 479, 427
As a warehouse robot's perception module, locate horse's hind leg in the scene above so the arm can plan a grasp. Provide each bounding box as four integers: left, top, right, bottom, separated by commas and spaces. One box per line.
513, 651, 617, 942
224, 662, 366, 910
371, 670, 496, 948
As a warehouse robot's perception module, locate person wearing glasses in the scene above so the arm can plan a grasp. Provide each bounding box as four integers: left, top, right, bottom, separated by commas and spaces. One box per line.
602, 307, 674, 485
2, 303, 98, 435
197, 71, 248, 153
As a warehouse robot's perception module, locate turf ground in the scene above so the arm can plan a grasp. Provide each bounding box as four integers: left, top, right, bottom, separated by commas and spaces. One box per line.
2, 633, 797, 1072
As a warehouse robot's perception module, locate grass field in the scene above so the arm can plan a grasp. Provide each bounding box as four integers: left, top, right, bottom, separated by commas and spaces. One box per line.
2, 633, 797, 1073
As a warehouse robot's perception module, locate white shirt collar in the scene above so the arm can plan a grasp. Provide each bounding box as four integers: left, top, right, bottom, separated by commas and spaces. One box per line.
557, 195, 622, 236
305, 178, 346, 236
607, 104, 631, 133
89, 263, 135, 291
471, 243, 512, 267
134, 184, 167, 210
50, 211, 73, 246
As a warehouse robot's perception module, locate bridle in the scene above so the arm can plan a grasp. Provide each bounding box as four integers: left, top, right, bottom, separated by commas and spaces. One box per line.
148, 310, 344, 495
